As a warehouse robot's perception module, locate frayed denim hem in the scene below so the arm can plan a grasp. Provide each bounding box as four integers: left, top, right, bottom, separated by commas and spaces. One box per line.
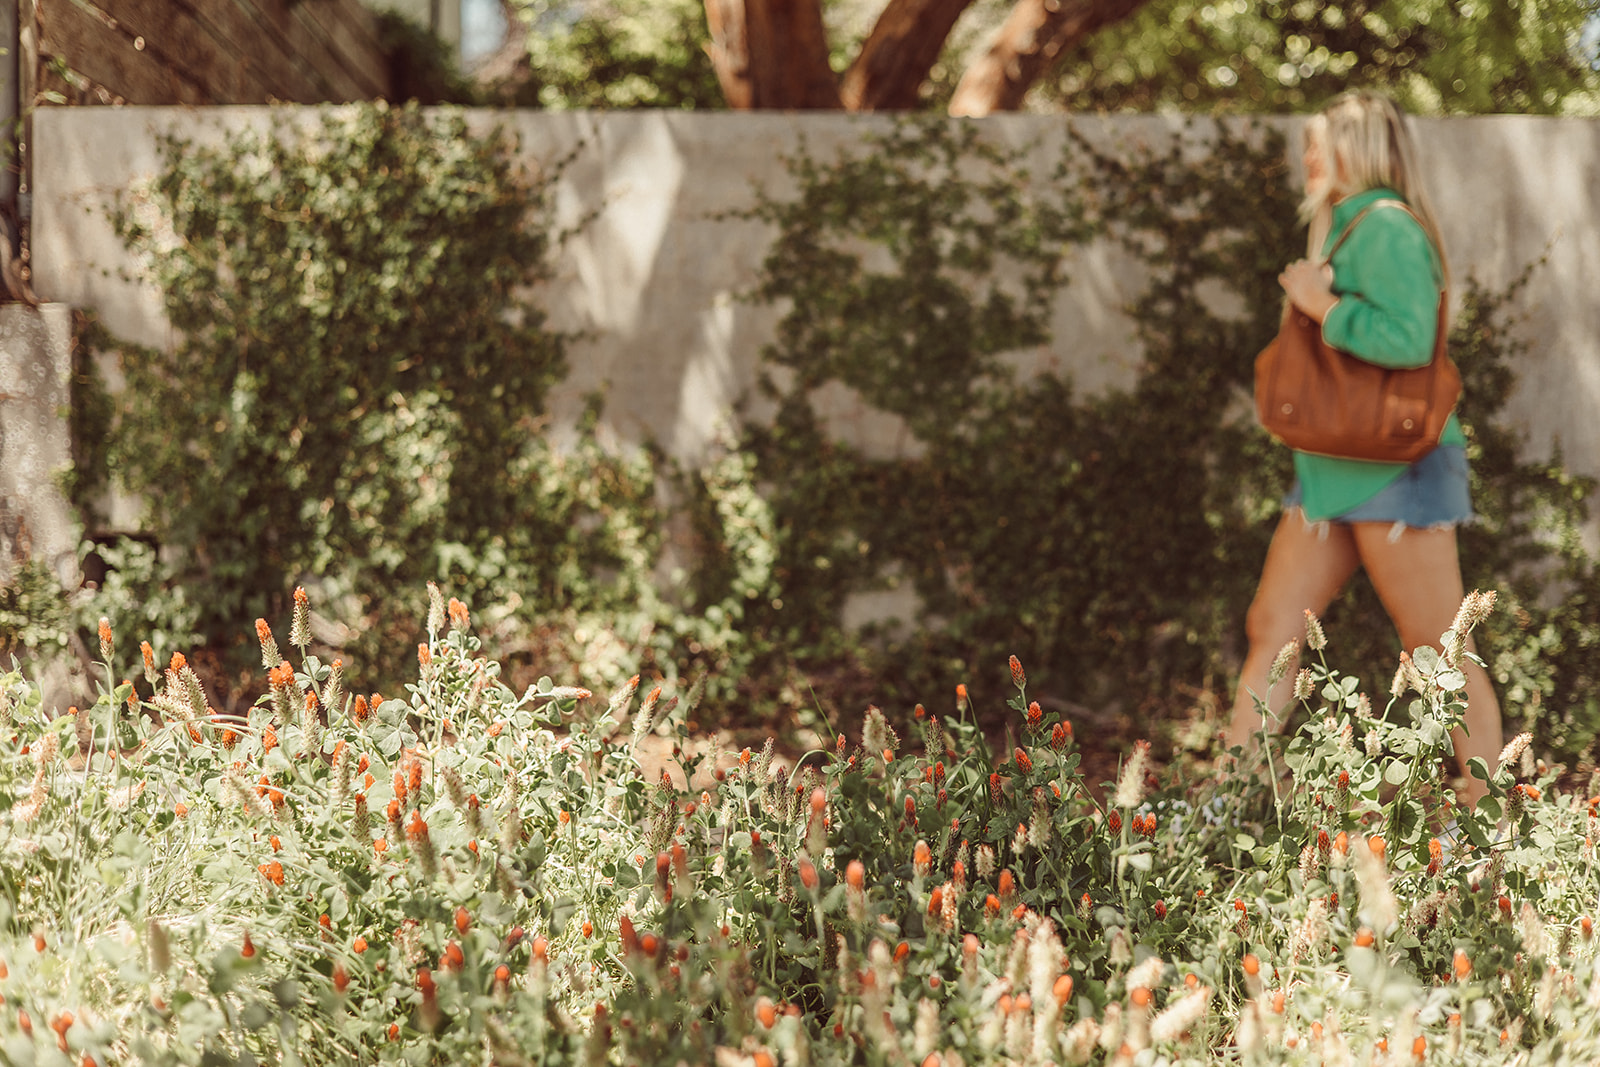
1288, 506, 1474, 542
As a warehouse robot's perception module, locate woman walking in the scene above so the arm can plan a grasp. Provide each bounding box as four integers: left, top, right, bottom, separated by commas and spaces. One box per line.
1224, 91, 1503, 807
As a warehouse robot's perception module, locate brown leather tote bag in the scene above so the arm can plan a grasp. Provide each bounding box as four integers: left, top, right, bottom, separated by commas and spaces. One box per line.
1254, 202, 1462, 464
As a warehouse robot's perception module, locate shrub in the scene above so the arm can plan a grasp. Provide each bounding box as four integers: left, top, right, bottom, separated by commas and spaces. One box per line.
74, 103, 690, 692
2, 586, 1598, 1063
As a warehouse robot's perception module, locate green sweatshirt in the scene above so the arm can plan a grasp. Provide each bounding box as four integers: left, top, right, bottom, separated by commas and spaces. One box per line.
1291, 187, 1465, 520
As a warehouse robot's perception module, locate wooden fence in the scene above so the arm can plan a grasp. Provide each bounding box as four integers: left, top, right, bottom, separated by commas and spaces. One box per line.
22, 0, 391, 107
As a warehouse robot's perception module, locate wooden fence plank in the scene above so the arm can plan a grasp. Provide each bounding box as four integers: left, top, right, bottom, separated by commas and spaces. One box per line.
294, 0, 390, 99
72, 0, 250, 102
236, 0, 375, 101
35, 0, 392, 106
36, 0, 209, 104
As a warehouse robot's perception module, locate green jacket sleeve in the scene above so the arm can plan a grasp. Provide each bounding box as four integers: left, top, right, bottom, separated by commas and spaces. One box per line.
1318, 204, 1441, 369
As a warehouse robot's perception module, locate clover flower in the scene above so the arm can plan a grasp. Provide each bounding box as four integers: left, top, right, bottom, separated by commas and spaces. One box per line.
255, 619, 282, 669
426, 581, 445, 635
1115, 741, 1150, 810
290, 587, 310, 649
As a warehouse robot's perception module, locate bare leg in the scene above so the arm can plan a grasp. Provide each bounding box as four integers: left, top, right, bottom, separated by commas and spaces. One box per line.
1225, 510, 1361, 755
1351, 523, 1502, 808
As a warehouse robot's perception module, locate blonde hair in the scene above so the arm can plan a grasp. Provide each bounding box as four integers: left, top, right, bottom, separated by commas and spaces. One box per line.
1301, 91, 1449, 285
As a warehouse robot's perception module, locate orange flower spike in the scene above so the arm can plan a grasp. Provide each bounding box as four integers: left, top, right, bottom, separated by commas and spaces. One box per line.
1242, 953, 1260, 976
353, 936, 368, 954
1412, 1035, 1426, 1061
1369, 835, 1387, 862
442, 942, 465, 971
756, 996, 778, 1029
332, 962, 350, 994
846, 860, 865, 890
1130, 987, 1152, 1009
1453, 949, 1471, 980
531, 936, 549, 963
1054, 974, 1074, 1005
240, 932, 256, 958
798, 858, 819, 891
454, 906, 470, 935
1354, 928, 1375, 948
894, 941, 910, 962
928, 887, 944, 916
1333, 831, 1349, 855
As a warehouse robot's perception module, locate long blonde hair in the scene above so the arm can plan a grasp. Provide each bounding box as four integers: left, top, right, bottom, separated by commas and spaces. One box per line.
1301, 91, 1449, 285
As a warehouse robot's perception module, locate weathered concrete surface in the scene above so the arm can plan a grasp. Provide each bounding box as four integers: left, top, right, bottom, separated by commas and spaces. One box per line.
28, 109, 1600, 553
0, 303, 78, 588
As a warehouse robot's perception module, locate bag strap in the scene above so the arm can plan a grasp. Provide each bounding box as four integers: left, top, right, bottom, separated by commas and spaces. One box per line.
1324, 198, 1445, 296
1322, 199, 1404, 260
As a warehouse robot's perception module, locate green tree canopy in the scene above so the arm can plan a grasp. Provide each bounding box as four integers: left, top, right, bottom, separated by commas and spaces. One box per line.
482, 0, 1600, 114
1040, 0, 1600, 115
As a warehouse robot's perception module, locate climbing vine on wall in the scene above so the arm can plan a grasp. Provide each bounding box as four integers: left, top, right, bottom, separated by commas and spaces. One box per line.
81, 104, 671, 688
722, 116, 1597, 759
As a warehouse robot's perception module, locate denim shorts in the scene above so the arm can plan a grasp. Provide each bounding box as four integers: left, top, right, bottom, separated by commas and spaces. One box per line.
1285, 445, 1475, 529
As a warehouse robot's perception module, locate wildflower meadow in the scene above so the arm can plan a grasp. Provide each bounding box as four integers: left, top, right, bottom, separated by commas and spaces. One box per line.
2, 582, 1597, 1065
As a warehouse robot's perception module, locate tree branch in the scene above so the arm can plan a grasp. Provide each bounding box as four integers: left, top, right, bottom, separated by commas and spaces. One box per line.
705, 0, 842, 109
948, 0, 1151, 115
840, 0, 974, 111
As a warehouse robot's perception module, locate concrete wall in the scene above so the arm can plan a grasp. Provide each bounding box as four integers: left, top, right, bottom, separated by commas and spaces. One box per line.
0, 303, 76, 587
27, 108, 1600, 547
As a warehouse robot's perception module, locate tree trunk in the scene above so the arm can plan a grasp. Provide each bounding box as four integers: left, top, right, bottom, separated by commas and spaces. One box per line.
705, 0, 842, 109
840, 0, 974, 110
948, 0, 1151, 115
